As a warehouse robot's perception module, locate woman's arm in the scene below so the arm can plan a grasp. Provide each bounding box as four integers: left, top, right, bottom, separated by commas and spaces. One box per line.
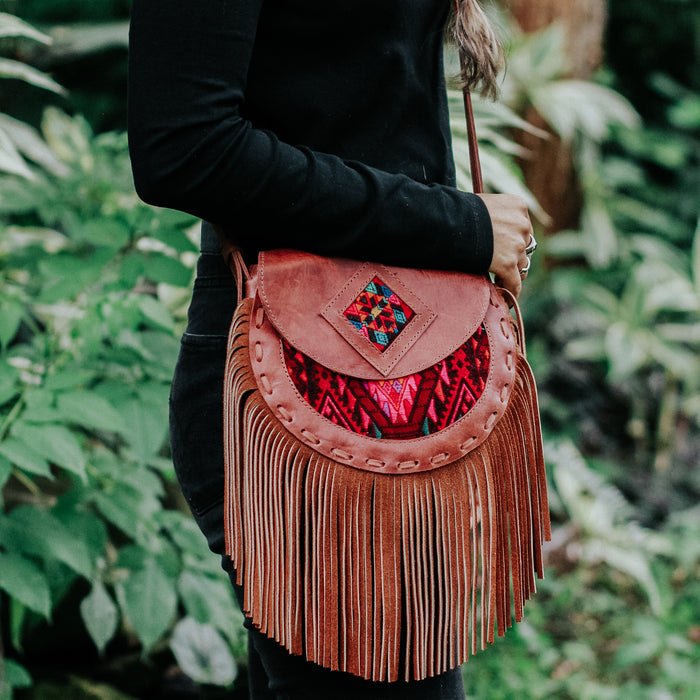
128, 0, 495, 273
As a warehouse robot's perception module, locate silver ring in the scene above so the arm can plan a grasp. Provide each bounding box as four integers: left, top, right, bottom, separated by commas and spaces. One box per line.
525, 234, 537, 257
519, 258, 531, 277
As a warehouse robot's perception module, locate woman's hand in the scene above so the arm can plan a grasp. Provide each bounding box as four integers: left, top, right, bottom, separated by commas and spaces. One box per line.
477, 194, 534, 299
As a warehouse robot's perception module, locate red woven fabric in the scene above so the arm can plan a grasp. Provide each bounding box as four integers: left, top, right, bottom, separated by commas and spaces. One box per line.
282, 325, 491, 439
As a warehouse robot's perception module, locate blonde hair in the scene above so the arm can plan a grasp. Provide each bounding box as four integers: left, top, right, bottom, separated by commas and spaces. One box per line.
451, 0, 504, 99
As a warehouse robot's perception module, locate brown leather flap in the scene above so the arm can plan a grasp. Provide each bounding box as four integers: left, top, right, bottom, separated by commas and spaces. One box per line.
252, 249, 491, 380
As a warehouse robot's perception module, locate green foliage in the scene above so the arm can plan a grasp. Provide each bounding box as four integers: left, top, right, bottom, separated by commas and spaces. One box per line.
454, 18, 700, 700
462, 443, 700, 700
170, 618, 238, 687
492, 21, 700, 515
0, 657, 32, 700
0, 98, 244, 693
0, 12, 59, 94
607, 0, 700, 122
0, 12, 67, 180
5, 1, 129, 133
448, 85, 550, 222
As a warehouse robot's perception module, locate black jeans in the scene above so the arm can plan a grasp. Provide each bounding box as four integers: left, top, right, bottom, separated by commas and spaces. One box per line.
169, 223, 466, 699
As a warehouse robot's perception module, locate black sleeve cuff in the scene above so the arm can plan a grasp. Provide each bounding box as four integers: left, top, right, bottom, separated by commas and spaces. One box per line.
440, 192, 494, 275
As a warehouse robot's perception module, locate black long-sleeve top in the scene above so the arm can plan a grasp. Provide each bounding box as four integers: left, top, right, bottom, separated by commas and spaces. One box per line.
127, 0, 493, 273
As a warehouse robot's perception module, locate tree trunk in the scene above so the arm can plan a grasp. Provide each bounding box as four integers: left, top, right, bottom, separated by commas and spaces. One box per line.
503, 0, 608, 233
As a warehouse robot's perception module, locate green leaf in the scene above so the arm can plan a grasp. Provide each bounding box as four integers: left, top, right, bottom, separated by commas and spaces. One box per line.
0, 178, 40, 215
119, 398, 168, 464
24, 388, 54, 410
0, 454, 11, 489
44, 21, 129, 60
613, 634, 662, 669
636, 264, 698, 317
0, 12, 51, 43
605, 323, 649, 380
178, 571, 238, 627
41, 108, 92, 165
0, 436, 51, 477
507, 23, 567, 88
54, 506, 107, 561
5, 506, 93, 578
661, 654, 700, 691
143, 253, 193, 287
0, 301, 23, 347
117, 464, 164, 500
37, 251, 108, 303
136, 381, 170, 408
43, 369, 96, 392
92, 483, 159, 542
564, 336, 606, 362
150, 226, 199, 253
0, 658, 32, 694
99, 298, 143, 336
0, 58, 66, 95
158, 512, 208, 558
115, 544, 150, 573
118, 253, 145, 288
0, 361, 20, 406
669, 94, 700, 130
9, 597, 27, 652
80, 581, 119, 655
0, 114, 68, 176
21, 405, 64, 423
177, 571, 245, 652
580, 198, 620, 269
0, 124, 35, 179
116, 544, 181, 580
138, 331, 180, 373
170, 617, 237, 687
11, 421, 85, 479
145, 207, 197, 230
73, 218, 131, 249
137, 295, 175, 333
0, 551, 51, 617
532, 80, 640, 143
584, 541, 663, 615
93, 381, 134, 407
117, 559, 177, 652
57, 391, 128, 435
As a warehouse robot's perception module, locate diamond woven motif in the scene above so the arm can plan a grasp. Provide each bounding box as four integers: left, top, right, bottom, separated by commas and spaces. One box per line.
343, 276, 415, 352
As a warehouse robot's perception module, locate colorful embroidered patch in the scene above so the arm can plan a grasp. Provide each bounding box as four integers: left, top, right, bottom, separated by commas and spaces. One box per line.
343, 277, 415, 352
282, 325, 491, 439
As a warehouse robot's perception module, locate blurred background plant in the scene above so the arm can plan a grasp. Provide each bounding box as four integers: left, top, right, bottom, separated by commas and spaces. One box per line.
1, 6, 244, 698
1, 0, 699, 698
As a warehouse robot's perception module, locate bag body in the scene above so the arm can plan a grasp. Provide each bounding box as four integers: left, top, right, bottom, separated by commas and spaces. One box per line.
223, 248, 550, 682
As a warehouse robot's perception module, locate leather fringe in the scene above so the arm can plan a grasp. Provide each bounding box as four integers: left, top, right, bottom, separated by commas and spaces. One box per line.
224, 297, 550, 682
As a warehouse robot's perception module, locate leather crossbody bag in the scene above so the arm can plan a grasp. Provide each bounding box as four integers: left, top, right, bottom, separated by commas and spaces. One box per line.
220, 51, 550, 684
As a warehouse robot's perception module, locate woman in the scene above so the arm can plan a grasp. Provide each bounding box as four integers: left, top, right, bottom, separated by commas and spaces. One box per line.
128, 1, 534, 697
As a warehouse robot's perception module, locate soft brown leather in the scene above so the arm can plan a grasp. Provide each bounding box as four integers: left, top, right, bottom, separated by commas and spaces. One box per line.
463, 90, 484, 193
250, 249, 492, 380
247, 253, 517, 473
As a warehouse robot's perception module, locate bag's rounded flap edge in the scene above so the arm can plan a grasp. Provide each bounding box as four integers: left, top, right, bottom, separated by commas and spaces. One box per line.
257, 249, 492, 380
248, 287, 518, 474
